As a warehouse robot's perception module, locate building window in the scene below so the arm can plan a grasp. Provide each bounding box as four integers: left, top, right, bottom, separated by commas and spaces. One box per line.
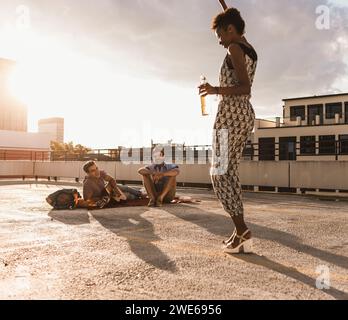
279, 137, 297, 160
339, 135, 348, 155
345, 102, 348, 123
307, 104, 323, 126
259, 138, 275, 161
290, 106, 305, 121
325, 102, 342, 119
319, 135, 336, 155
300, 136, 316, 155
242, 140, 254, 160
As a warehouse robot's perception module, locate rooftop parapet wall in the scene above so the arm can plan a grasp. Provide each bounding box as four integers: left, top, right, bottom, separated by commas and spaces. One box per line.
1, 160, 348, 191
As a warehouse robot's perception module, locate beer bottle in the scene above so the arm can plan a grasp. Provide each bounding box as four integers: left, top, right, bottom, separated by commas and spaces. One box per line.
200, 75, 209, 116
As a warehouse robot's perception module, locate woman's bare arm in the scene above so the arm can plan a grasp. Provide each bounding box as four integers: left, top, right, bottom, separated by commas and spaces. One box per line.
220, 43, 251, 95
219, 0, 228, 11
198, 43, 251, 97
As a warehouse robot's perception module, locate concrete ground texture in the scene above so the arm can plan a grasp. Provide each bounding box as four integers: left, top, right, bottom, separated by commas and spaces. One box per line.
0, 182, 347, 300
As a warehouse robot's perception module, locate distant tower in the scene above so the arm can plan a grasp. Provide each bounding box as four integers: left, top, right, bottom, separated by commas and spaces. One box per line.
0, 58, 28, 132
38, 117, 64, 143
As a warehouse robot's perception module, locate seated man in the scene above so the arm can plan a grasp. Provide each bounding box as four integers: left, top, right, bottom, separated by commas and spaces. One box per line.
138, 150, 180, 207
82, 161, 144, 208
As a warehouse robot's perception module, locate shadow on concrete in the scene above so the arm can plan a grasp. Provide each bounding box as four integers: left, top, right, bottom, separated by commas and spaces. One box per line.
96, 207, 176, 273
248, 222, 348, 271
48, 210, 90, 226
48, 208, 177, 273
163, 204, 348, 272
90, 208, 177, 273
233, 254, 348, 300
163, 204, 232, 238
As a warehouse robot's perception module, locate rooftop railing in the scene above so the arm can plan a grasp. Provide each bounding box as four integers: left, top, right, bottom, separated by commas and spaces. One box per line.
256, 115, 348, 129
1, 139, 348, 162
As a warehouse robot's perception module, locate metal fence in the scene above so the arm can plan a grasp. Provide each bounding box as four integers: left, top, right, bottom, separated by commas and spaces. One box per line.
1, 139, 347, 162
250, 139, 348, 161
257, 115, 348, 129
0, 145, 213, 163
0, 150, 49, 161
48, 145, 213, 163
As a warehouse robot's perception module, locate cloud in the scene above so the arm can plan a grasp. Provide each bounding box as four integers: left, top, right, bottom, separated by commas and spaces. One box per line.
1, 0, 347, 147
55, 0, 347, 115
243, 0, 348, 113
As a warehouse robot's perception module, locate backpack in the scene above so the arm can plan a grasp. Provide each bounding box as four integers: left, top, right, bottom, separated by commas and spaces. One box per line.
46, 189, 81, 210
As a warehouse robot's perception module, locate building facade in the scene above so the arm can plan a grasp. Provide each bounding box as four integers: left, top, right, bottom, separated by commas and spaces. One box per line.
38, 117, 64, 143
251, 93, 348, 162
0, 58, 27, 132
0, 58, 53, 160
0, 130, 53, 161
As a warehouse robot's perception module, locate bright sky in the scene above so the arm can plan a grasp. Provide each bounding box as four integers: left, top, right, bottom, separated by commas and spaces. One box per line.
1, 0, 347, 149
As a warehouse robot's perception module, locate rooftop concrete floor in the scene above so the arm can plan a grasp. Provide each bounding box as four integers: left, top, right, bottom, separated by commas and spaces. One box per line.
0, 183, 347, 300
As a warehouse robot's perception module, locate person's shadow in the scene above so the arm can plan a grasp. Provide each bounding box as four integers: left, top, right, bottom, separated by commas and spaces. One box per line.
234, 254, 348, 300
49, 208, 177, 273
49, 210, 90, 226
90, 207, 176, 272
163, 204, 348, 300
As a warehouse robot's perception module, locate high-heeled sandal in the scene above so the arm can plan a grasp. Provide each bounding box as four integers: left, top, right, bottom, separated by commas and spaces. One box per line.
222, 229, 237, 245
223, 229, 253, 254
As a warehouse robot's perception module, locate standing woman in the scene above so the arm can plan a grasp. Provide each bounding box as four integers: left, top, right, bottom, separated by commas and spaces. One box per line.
199, 0, 258, 253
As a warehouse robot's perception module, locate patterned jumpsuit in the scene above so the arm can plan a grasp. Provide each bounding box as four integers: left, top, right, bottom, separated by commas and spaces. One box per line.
211, 42, 258, 218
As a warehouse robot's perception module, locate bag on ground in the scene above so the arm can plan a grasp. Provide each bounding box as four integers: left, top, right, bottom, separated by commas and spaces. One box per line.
46, 189, 81, 210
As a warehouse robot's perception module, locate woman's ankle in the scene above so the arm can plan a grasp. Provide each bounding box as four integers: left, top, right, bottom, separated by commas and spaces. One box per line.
236, 226, 250, 236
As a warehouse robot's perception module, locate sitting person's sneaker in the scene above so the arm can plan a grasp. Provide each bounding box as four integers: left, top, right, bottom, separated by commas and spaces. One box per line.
96, 196, 110, 209
155, 198, 163, 207
140, 192, 148, 199
110, 188, 127, 202
148, 199, 156, 207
